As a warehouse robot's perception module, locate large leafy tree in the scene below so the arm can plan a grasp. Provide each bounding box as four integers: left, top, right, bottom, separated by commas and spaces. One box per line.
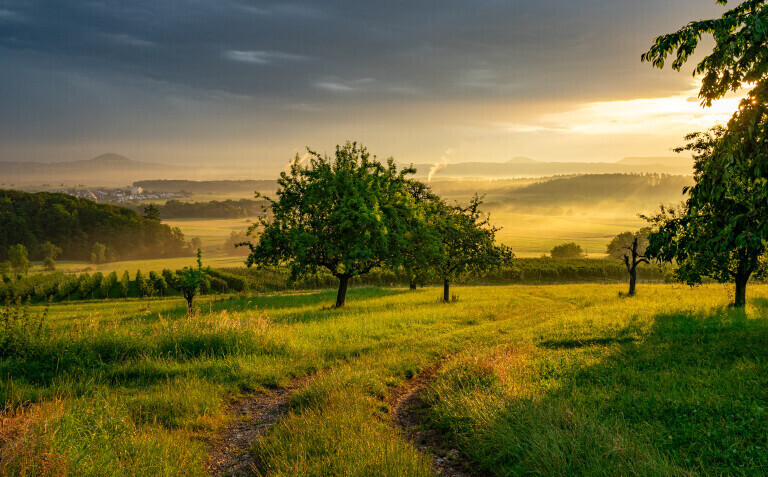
641, 1, 768, 307
642, 0, 768, 106
399, 180, 443, 289
242, 141, 418, 308
645, 98, 768, 307
431, 195, 513, 303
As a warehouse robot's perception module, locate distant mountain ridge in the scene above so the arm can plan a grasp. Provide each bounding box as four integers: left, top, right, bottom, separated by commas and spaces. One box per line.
0, 153, 694, 187
0, 153, 275, 186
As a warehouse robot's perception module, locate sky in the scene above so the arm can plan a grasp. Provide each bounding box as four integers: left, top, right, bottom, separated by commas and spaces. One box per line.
0, 0, 746, 173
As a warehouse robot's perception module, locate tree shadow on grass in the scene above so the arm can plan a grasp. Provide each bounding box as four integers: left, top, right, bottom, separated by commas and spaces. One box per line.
430, 300, 768, 475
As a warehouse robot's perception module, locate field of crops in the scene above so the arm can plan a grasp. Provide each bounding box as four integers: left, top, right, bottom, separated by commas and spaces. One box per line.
2, 283, 766, 475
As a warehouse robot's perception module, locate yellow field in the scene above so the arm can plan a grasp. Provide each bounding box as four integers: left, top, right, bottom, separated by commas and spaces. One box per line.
485, 213, 646, 257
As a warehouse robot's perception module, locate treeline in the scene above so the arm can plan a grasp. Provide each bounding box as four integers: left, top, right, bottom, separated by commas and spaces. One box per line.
0, 190, 193, 261
0, 258, 671, 303
125, 199, 266, 219
133, 180, 276, 196
0, 268, 251, 303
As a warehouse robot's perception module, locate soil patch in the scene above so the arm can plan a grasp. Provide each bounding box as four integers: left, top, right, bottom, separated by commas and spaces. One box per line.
207, 375, 313, 476
388, 362, 483, 477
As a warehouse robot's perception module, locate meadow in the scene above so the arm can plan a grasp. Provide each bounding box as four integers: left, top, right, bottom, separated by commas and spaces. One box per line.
2, 283, 766, 475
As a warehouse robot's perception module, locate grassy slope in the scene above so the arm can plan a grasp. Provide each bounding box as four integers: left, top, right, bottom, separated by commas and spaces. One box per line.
1, 283, 766, 475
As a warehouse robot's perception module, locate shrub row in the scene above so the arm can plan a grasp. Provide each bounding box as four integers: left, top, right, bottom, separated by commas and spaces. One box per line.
0, 258, 676, 303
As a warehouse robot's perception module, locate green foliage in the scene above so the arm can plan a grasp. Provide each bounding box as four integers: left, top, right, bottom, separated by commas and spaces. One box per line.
430, 195, 514, 301
135, 270, 147, 298
642, 2, 768, 307
90, 242, 107, 264
244, 141, 419, 307
172, 250, 209, 314
8, 244, 30, 275
0, 189, 192, 261
645, 90, 768, 306
149, 271, 168, 297
642, 0, 768, 106
550, 242, 586, 259
39, 241, 62, 272
120, 271, 130, 298
102, 271, 118, 299
143, 203, 161, 221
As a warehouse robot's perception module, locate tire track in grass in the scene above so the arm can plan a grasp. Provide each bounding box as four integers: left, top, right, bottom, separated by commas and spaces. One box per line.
206, 374, 315, 476
388, 360, 482, 477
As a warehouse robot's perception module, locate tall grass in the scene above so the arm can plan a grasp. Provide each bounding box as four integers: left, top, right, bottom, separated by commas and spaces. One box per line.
0, 283, 765, 475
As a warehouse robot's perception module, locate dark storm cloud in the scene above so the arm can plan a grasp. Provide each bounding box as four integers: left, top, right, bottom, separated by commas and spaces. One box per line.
0, 0, 723, 102
0, 0, 729, 164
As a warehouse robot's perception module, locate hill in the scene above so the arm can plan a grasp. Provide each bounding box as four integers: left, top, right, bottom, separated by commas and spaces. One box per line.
0, 154, 280, 187
429, 173, 693, 216
0, 189, 193, 261
407, 158, 693, 179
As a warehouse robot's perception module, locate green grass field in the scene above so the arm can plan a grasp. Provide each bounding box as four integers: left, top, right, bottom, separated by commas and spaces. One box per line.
2, 283, 766, 475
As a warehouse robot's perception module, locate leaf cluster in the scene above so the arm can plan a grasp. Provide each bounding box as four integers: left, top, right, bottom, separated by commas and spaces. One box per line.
642, 0, 768, 105
645, 84, 768, 284
243, 142, 417, 281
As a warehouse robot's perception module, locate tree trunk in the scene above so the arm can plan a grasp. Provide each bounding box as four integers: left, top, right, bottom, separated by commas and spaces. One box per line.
734, 274, 748, 308
335, 274, 350, 308
628, 269, 637, 296
409, 279, 417, 290
185, 293, 194, 316
443, 278, 450, 303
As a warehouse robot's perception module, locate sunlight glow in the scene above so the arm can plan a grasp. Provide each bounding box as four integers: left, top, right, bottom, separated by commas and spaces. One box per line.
500, 87, 748, 137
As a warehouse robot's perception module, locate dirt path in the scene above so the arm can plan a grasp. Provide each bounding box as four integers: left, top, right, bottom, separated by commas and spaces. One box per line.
207, 375, 313, 476
388, 362, 482, 477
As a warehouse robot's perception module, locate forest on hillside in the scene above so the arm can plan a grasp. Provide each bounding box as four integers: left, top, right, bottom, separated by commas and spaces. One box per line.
0, 190, 193, 261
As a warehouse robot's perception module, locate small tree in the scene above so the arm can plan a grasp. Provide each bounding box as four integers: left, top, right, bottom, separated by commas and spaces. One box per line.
149, 271, 168, 297
144, 204, 161, 221
9, 244, 30, 275
550, 242, 586, 259
102, 271, 118, 299
39, 241, 62, 271
90, 242, 107, 265
608, 230, 650, 296
242, 141, 419, 307
120, 270, 130, 298
432, 196, 513, 303
174, 249, 208, 315
135, 269, 147, 297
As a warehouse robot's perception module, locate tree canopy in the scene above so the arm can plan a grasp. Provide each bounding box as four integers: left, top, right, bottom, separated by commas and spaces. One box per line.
642, 0, 768, 105
642, 1, 768, 307
429, 195, 513, 302
644, 96, 768, 307
550, 243, 586, 259
0, 189, 193, 261
242, 141, 419, 307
